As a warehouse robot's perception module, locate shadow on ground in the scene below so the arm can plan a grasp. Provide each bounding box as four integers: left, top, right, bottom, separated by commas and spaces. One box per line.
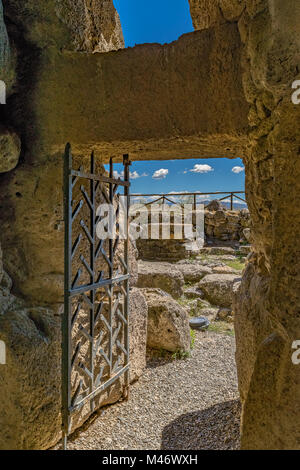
161, 399, 241, 450
146, 349, 177, 369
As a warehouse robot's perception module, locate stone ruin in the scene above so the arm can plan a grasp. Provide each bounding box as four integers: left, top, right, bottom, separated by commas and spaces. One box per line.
0, 0, 299, 450
136, 200, 251, 262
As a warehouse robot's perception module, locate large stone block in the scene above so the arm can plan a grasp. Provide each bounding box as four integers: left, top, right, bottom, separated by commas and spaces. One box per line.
0, 306, 61, 450
137, 261, 184, 299
141, 288, 190, 353
128, 288, 148, 382
199, 273, 241, 308
0, 287, 147, 449
6, 23, 248, 162
175, 263, 212, 283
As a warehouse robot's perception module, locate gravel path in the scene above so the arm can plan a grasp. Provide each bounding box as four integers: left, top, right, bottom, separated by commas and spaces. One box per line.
67, 331, 240, 450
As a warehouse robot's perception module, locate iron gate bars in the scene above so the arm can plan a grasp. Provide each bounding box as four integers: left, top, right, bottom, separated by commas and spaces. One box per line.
62, 144, 131, 449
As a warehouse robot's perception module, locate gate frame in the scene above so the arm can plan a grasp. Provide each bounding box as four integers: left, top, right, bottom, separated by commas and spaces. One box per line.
62, 144, 131, 449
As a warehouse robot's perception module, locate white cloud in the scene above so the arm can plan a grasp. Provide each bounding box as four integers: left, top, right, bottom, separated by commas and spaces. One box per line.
167, 191, 189, 195
189, 164, 214, 174
232, 166, 245, 174
152, 169, 169, 179
113, 170, 123, 179
130, 171, 140, 180
114, 170, 148, 180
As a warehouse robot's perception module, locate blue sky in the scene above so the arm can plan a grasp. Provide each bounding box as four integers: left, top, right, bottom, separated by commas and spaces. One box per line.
111, 2, 245, 197
108, 158, 245, 197
113, 0, 194, 46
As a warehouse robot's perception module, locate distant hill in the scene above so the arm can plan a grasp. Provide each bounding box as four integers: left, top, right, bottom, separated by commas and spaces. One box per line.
130, 196, 248, 211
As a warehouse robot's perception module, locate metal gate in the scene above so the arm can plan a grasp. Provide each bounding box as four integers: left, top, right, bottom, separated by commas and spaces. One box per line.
62, 144, 131, 449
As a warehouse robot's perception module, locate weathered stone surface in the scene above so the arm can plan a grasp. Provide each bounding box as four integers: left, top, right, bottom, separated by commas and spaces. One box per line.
136, 238, 192, 263
3, 0, 124, 53
183, 286, 204, 300
243, 228, 252, 243
232, 0, 300, 450
0, 0, 16, 95
212, 265, 239, 274
198, 307, 219, 321
141, 288, 190, 353
137, 261, 184, 299
0, 306, 61, 450
7, 23, 248, 162
184, 297, 214, 317
217, 307, 233, 322
0, 243, 21, 313
175, 263, 212, 283
233, 262, 298, 449
0, 286, 148, 449
0, 242, 2, 284
199, 273, 241, 308
0, 128, 20, 172
205, 200, 224, 211
200, 246, 236, 256
239, 245, 251, 256
0, 157, 138, 303
128, 288, 148, 382
205, 207, 250, 242
189, 0, 245, 30
188, 0, 223, 31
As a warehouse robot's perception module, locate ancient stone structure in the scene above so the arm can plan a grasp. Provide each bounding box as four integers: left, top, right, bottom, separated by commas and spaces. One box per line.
0, 0, 299, 450
136, 204, 251, 261
205, 207, 250, 242
136, 238, 194, 262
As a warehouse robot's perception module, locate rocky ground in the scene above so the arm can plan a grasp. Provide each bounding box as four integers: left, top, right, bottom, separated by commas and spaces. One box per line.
62, 330, 240, 450
137, 244, 248, 337
53, 244, 246, 451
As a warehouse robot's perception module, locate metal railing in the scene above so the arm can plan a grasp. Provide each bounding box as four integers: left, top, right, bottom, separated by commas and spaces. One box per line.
130, 191, 246, 211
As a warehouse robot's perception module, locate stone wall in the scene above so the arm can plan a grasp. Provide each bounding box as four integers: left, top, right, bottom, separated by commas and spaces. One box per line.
137, 239, 194, 263
136, 204, 251, 262
235, 1, 300, 449
205, 206, 250, 242
0, 0, 136, 450
189, 0, 300, 449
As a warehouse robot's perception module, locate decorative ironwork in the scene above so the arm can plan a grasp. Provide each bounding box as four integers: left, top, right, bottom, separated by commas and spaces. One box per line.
62, 144, 131, 449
